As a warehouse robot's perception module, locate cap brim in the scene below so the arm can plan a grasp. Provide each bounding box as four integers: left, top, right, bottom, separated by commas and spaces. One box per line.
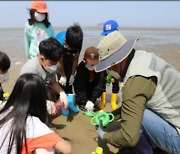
37, 9, 49, 13
86, 58, 99, 65
95, 38, 137, 72
101, 31, 111, 36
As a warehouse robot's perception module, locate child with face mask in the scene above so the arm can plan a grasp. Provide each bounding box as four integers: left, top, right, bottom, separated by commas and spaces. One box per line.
0, 51, 10, 102
24, 1, 54, 59
74, 47, 106, 111
20, 38, 68, 117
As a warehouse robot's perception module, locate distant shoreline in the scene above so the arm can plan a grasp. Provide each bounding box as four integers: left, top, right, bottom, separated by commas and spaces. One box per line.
0, 26, 180, 32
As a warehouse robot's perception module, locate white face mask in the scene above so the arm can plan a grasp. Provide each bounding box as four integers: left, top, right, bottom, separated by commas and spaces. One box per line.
106, 69, 121, 80
44, 65, 57, 73
34, 12, 46, 22
85, 64, 96, 71
0, 72, 9, 83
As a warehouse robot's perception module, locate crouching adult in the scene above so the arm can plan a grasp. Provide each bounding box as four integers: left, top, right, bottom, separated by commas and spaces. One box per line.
95, 31, 180, 154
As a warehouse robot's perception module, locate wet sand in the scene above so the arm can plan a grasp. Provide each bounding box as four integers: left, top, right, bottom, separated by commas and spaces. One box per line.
51, 100, 120, 154
3, 51, 180, 154
1, 27, 180, 154
50, 47, 180, 154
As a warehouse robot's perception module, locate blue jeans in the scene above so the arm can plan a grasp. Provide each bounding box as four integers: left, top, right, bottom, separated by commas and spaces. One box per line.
141, 109, 180, 154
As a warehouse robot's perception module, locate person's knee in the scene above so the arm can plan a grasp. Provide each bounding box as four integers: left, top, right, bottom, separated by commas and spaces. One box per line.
142, 109, 155, 130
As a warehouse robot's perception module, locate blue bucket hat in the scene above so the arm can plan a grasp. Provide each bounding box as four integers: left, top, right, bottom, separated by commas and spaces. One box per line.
101, 20, 119, 36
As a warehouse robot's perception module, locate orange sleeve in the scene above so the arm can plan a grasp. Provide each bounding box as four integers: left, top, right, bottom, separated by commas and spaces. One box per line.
21, 132, 61, 154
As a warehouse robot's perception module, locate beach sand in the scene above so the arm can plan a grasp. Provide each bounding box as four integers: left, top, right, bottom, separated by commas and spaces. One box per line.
1, 27, 180, 154
3, 52, 180, 154
51, 99, 120, 154
2, 49, 180, 154
1, 60, 121, 154
48, 45, 180, 154
3, 68, 121, 154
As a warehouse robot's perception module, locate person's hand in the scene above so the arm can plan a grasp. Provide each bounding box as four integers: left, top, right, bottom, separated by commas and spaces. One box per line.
96, 120, 106, 139
46, 100, 60, 116
59, 91, 68, 109
119, 101, 122, 107
59, 76, 67, 86
69, 75, 74, 85
85, 100, 94, 111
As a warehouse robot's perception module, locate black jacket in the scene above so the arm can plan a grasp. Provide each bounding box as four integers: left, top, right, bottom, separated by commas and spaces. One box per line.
74, 61, 106, 106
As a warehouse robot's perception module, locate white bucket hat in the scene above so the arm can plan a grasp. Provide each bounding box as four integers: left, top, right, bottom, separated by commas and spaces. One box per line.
95, 31, 137, 72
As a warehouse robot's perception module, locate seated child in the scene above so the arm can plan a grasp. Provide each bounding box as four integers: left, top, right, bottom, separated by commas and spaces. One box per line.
20, 38, 68, 116
0, 73, 71, 154
74, 47, 106, 111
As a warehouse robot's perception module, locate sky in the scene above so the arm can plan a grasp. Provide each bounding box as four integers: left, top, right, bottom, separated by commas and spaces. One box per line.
0, 1, 180, 28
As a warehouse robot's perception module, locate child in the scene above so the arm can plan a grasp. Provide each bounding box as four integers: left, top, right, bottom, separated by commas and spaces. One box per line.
99, 20, 120, 110
0, 73, 71, 154
24, 1, 54, 59
20, 38, 68, 116
74, 47, 106, 111
0, 51, 10, 102
55, 24, 83, 93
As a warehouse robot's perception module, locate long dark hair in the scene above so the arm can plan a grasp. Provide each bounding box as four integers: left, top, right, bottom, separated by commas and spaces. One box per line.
28, 9, 51, 28
0, 73, 48, 154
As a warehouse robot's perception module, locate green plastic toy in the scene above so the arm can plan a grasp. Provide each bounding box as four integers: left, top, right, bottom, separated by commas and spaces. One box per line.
106, 74, 115, 86
91, 110, 114, 127
83, 110, 96, 117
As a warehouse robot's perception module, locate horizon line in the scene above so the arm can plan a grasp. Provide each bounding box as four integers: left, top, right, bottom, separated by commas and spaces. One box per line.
0, 26, 180, 31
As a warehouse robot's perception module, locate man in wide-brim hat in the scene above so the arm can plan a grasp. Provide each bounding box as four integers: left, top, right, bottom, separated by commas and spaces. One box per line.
95, 31, 180, 153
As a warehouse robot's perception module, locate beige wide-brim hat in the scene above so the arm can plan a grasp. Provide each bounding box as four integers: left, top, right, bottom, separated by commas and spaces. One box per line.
95, 31, 137, 72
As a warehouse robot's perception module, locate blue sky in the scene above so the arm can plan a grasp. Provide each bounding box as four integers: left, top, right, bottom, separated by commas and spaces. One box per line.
0, 1, 180, 28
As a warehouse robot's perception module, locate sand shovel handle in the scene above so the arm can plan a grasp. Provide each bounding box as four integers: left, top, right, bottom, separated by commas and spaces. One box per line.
91, 117, 97, 126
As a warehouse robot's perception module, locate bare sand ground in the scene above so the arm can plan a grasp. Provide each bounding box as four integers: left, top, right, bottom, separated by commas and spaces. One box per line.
51, 93, 121, 154
2, 49, 180, 154
2, 66, 121, 154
